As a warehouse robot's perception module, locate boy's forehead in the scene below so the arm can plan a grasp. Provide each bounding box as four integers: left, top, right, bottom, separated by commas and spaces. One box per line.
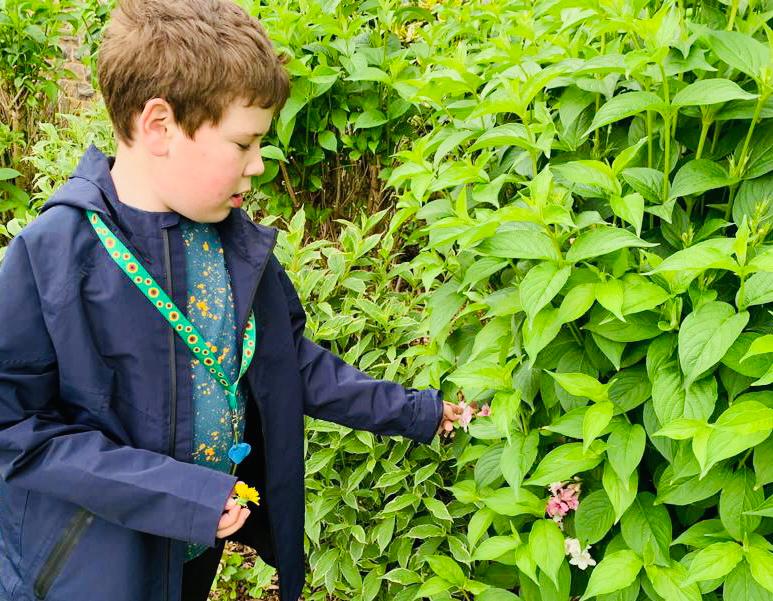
222, 101, 274, 133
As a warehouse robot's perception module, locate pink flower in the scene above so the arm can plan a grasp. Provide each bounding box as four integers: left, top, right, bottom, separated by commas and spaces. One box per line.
458, 402, 474, 431
477, 404, 491, 417
545, 480, 582, 520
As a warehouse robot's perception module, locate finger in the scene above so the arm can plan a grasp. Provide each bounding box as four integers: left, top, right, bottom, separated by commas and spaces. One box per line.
443, 421, 453, 432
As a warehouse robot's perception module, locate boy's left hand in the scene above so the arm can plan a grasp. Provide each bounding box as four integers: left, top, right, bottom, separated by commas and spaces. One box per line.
436, 401, 463, 438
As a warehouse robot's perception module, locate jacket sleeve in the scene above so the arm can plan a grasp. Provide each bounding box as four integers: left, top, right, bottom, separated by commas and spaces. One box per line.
276, 264, 443, 443
0, 236, 235, 548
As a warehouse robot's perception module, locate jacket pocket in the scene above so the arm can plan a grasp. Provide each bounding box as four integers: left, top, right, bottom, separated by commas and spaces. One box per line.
32, 508, 94, 600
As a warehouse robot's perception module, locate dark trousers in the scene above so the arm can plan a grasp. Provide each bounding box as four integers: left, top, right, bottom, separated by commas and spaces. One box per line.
181, 539, 226, 601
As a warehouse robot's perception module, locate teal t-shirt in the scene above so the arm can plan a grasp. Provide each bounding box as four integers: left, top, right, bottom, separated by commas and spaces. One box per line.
180, 218, 247, 563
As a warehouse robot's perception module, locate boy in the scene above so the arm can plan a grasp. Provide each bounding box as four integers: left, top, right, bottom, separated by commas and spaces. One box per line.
0, 1, 462, 600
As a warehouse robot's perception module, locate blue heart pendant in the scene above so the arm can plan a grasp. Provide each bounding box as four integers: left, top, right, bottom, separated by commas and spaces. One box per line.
228, 442, 251, 465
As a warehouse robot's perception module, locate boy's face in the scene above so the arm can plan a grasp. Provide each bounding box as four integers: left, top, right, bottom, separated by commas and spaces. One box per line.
158, 99, 274, 223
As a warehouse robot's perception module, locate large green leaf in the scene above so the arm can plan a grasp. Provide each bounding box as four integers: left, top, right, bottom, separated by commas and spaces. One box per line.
603, 460, 638, 522
678, 301, 749, 388
684, 541, 743, 583
719, 468, 765, 541
646, 237, 737, 275
652, 364, 717, 424
567, 226, 657, 262
584, 92, 666, 134
606, 422, 646, 484
476, 229, 560, 261
575, 490, 616, 545
520, 263, 572, 324
699, 28, 769, 80
671, 78, 758, 107
644, 562, 702, 601
525, 442, 605, 487
500, 431, 539, 491
580, 550, 642, 600
724, 561, 771, 601
529, 520, 565, 588
669, 159, 738, 200
425, 555, 466, 587
621, 493, 672, 564
702, 401, 773, 474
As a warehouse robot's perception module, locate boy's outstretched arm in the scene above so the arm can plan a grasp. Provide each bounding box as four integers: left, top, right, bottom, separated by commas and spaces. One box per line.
0, 236, 235, 548
277, 266, 457, 443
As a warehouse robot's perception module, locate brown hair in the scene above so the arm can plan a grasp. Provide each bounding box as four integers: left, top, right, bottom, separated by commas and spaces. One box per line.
97, 0, 289, 144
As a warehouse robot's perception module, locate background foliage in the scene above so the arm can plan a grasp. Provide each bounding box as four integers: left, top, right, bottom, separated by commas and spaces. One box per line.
2, 0, 773, 600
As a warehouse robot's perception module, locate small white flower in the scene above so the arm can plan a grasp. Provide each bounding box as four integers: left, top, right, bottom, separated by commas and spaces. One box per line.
564, 537, 581, 557
570, 549, 597, 570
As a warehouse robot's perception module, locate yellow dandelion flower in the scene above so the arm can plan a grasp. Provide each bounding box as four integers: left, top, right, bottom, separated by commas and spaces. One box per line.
233, 482, 260, 507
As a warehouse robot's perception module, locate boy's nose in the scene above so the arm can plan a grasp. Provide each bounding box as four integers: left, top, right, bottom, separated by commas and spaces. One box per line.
244, 153, 265, 177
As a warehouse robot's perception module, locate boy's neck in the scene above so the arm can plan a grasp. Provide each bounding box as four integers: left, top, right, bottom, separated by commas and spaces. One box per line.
110, 146, 173, 213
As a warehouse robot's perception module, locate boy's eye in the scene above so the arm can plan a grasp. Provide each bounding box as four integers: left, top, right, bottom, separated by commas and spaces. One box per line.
237, 143, 251, 150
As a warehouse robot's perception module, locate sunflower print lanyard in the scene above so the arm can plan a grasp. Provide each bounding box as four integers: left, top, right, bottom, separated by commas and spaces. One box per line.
86, 210, 255, 470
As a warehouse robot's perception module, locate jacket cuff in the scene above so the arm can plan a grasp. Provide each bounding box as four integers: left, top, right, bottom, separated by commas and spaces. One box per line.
406, 387, 444, 444
188, 468, 238, 547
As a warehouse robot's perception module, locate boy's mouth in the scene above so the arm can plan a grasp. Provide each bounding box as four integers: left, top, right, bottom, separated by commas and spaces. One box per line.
230, 193, 244, 208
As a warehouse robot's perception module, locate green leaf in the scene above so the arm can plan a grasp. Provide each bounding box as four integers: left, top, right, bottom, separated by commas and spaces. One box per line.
0, 168, 21, 181
644, 562, 702, 601
703, 401, 773, 474
525, 442, 605, 487
678, 301, 749, 388
482, 487, 544, 518
475, 588, 521, 601
472, 536, 520, 561
583, 401, 614, 451
500, 431, 539, 491
621, 493, 672, 564
684, 541, 743, 583
585, 92, 665, 134
699, 28, 769, 80
558, 284, 596, 323
575, 490, 616, 545
552, 160, 620, 197
606, 423, 646, 484
477, 230, 560, 261
739, 272, 773, 309
669, 159, 737, 201
523, 307, 563, 362
567, 226, 657, 262
746, 546, 773, 593
580, 550, 642, 600
671, 78, 758, 107
383, 568, 422, 585
547, 372, 609, 402
753, 437, 773, 489
656, 463, 731, 506
469, 123, 530, 151
353, 109, 387, 130
652, 365, 717, 424
414, 576, 453, 598
424, 498, 454, 522
595, 279, 626, 322
610, 193, 645, 237
647, 238, 736, 274
520, 263, 572, 324
603, 460, 638, 522
318, 130, 338, 152
724, 561, 771, 601
426, 555, 466, 587
467, 508, 495, 548
719, 469, 765, 541
529, 520, 565, 588
672, 519, 731, 548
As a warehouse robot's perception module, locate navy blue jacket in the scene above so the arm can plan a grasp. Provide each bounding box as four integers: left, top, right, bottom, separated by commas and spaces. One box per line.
0, 145, 443, 601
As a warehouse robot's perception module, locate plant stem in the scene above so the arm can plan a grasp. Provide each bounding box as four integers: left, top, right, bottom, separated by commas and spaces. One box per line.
736, 91, 767, 178
646, 110, 654, 168
726, 0, 739, 30
695, 118, 711, 160
659, 65, 672, 202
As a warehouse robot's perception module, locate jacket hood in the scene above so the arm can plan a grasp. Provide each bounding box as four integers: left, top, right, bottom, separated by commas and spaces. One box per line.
41, 144, 118, 215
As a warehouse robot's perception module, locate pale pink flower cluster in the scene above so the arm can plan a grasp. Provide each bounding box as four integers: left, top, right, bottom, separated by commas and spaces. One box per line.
456, 401, 490, 431
546, 480, 581, 526
564, 537, 596, 570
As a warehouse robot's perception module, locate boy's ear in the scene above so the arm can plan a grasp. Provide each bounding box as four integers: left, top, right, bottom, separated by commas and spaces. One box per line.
138, 98, 176, 156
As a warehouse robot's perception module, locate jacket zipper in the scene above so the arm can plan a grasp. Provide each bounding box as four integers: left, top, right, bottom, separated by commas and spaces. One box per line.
33, 508, 94, 599
162, 228, 176, 601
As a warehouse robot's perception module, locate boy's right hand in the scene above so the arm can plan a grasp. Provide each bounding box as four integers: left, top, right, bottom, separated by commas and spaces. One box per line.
216, 481, 251, 539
